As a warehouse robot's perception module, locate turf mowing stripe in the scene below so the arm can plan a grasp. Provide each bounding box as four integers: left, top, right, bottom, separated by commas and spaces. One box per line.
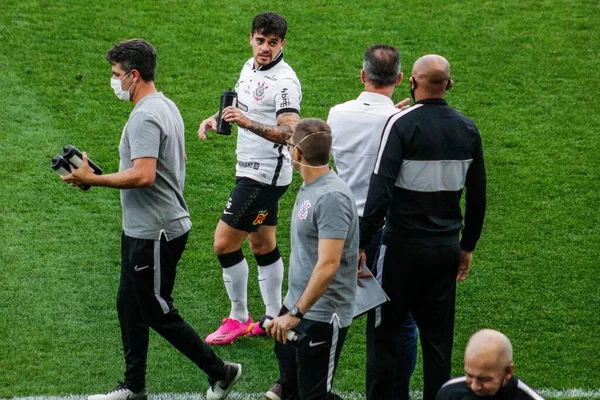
5, 388, 600, 400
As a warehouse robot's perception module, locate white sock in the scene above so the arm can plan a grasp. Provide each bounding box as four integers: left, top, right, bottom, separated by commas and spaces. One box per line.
258, 258, 284, 318
222, 258, 249, 322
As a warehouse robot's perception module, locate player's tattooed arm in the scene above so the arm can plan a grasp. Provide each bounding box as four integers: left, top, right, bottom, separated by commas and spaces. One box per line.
248, 112, 299, 145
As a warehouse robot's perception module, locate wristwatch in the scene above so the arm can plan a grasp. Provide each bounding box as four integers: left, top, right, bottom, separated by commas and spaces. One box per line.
289, 306, 304, 319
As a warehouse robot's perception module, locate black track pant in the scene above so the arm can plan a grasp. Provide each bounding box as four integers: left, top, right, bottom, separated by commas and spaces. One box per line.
367, 243, 460, 400
365, 230, 418, 400
274, 307, 348, 400
118, 231, 225, 392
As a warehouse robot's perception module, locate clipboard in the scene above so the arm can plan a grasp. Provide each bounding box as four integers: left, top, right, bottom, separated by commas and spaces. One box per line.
353, 265, 389, 318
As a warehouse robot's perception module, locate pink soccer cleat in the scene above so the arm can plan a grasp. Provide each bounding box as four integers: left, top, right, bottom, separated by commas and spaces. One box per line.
246, 321, 267, 337
206, 316, 253, 345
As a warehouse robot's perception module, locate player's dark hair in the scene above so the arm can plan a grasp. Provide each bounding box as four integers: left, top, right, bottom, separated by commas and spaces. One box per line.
106, 39, 157, 81
363, 44, 400, 88
252, 12, 288, 39
293, 119, 332, 166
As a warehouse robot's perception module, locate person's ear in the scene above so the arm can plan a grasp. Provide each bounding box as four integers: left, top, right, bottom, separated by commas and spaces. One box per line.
131, 69, 140, 83
395, 72, 403, 85
504, 363, 515, 384
410, 76, 417, 90
290, 147, 300, 163
446, 78, 454, 91
361, 70, 367, 83
281, 38, 286, 49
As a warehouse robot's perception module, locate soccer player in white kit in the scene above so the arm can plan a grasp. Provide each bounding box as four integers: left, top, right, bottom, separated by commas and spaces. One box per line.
198, 12, 302, 345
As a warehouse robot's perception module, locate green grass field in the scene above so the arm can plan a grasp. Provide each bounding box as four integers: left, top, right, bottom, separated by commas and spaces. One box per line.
1, 0, 599, 399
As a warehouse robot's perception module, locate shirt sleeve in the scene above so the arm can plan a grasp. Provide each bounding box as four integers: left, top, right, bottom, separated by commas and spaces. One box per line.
315, 191, 354, 240
274, 77, 301, 117
460, 129, 487, 251
359, 119, 405, 248
434, 384, 451, 400
127, 110, 161, 160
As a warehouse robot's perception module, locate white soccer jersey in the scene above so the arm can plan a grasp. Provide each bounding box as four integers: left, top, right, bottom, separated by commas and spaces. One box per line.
234, 53, 302, 186
328, 91, 402, 216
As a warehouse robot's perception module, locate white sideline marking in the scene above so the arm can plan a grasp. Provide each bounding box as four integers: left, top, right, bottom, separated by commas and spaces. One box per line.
4, 389, 600, 400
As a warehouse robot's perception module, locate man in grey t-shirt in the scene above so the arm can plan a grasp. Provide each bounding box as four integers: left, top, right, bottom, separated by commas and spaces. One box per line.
264, 118, 358, 399
62, 39, 240, 400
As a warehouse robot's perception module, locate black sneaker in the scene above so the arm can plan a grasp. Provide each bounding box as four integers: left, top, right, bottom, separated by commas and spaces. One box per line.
206, 361, 242, 400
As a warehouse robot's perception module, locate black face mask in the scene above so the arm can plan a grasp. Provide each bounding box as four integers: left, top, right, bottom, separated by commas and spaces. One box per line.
410, 80, 416, 102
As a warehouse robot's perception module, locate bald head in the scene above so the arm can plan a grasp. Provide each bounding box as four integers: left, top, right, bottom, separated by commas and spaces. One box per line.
464, 329, 514, 396
410, 54, 453, 100
465, 329, 513, 367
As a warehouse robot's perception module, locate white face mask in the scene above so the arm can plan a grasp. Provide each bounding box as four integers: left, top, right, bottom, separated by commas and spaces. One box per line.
110, 72, 132, 101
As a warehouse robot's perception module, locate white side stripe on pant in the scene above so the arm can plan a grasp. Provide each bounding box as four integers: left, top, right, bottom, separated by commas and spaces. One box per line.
327, 314, 340, 393
154, 238, 170, 314
374, 245, 387, 328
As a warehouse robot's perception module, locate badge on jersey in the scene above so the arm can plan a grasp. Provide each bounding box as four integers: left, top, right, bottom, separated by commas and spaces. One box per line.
298, 200, 311, 220
253, 82, 269, 101
253, 210, 269, 225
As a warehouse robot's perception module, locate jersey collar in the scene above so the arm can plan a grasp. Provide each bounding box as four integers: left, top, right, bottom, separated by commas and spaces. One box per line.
253, 51, 284, 72
356, 91, 395, 107
415, 98, 448, 106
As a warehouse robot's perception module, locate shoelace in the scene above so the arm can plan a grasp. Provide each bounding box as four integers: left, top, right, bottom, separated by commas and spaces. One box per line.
110, 382, 129, 393
220, 317, 242, 331
209, 381, 225, 391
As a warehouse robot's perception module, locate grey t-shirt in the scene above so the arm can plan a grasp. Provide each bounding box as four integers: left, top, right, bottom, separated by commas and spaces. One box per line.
283, 170, 359, 327
119, 92, 191, 240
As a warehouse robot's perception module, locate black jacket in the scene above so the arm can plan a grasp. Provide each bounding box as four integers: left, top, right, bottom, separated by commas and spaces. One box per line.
360, 98, 486, 251
436, 376, 545, 400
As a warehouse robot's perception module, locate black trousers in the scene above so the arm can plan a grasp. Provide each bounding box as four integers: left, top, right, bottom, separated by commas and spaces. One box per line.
367, 243, 460, 400
274, 307, 348, 400
118, 231, 225, 392
365, 230, 418, 400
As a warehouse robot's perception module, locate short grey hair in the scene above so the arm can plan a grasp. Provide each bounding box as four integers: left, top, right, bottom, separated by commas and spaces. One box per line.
363, 44, 400, 88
